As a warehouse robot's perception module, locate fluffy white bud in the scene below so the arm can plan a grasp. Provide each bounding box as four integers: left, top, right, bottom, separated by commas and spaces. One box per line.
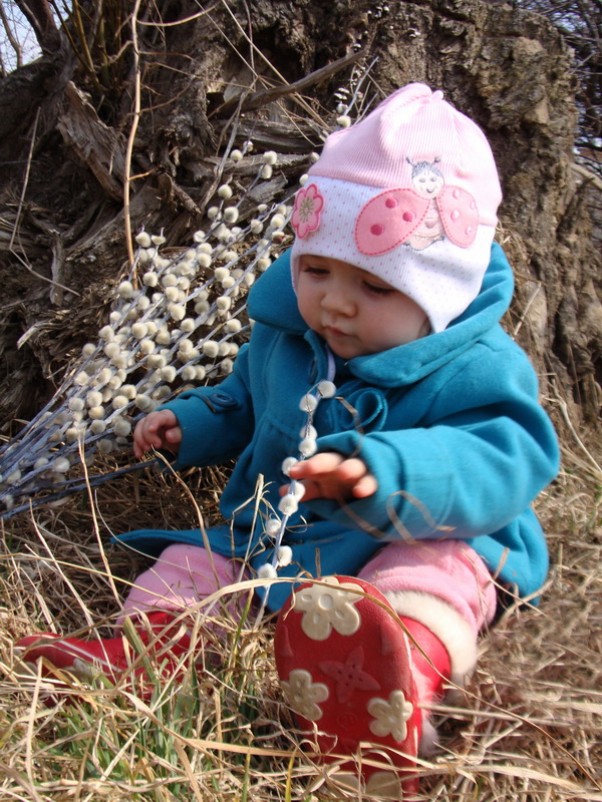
86, 391, 103, 407
282, 457, 298, 476
96, 367, 113, 385
300, 424, 318, 440
217, 184, 233, 199
155, 328, 171, 345
121, 384, 137, 400
147, 353, 166, 369
278, 495, 299, 515
118, 281, 135, 299
299, 437, 318, 457
178, 338, 194, 355
135, 394, 154, 411
99, 325, 115, 341
90, 419, 106, 435
257, 563, 278, 580
318, 380, 337, 398
111, 353, 129, 369
65, 427, 81, 443
270, 213, 285, 229
98, 439, 114, 454
299, 394, 318, 413
223, 206, 239, 224
164, 286, 179, 302
104, 341, 121, 358
202, 341, 219, 358
168, 303, 186, 321
131, 322, 148, 339
265, 517, 282, 536
112, 417, 132, 437
276, 545, 293, 567
214, 267, 230, 282
139, 338, 155, 355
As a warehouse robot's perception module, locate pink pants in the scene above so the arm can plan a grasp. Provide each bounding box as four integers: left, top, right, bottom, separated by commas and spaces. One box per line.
121, 539, 496, 687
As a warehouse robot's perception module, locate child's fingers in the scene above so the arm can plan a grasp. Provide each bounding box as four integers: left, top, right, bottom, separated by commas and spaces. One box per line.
133, 411, 179, 456
351, 472, 378, 498
164, 426, 182, 446
288, 452, 345, 478
285, 453, 377, 501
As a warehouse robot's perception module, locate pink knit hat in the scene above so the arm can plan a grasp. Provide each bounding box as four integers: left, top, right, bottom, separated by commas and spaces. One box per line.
290, 83, 502, 333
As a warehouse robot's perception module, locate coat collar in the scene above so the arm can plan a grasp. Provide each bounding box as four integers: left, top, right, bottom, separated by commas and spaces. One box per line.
247, 243, 514, 387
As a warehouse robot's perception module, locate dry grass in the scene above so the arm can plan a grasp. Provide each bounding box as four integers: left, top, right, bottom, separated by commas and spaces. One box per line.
1, 398, 600, 802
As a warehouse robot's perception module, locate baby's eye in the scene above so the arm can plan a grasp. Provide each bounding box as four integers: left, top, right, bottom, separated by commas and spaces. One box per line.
363, 281, 392, 296
303, 264, 328, 276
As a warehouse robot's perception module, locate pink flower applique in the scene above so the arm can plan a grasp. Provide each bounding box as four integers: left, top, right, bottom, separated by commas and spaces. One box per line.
291, 183, 324, 238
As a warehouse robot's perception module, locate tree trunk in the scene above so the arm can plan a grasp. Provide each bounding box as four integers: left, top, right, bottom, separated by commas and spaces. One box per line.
0, 0, 599, 433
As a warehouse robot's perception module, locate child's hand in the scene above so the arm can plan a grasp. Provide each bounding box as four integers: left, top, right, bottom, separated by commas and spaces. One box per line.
283, 452, 378, 502
133, 410, 182, 459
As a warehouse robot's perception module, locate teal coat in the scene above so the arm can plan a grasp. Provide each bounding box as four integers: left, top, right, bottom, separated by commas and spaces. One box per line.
118, 244, 560, 611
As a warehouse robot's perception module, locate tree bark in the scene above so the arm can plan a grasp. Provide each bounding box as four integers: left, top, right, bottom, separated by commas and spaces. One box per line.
0, 0, 599, 430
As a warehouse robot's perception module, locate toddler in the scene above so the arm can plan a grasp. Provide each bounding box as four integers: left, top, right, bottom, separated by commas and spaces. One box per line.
19, 84, 559, 796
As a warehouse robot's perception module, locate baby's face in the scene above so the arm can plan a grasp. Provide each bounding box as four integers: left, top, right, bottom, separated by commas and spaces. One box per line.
296, 255, 429, 359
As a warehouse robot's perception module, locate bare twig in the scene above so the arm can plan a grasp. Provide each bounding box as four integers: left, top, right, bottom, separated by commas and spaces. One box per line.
123, 0, 143, 270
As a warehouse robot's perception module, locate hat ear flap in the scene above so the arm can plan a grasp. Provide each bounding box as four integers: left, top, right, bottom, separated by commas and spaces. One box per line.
355, 189, 428, 255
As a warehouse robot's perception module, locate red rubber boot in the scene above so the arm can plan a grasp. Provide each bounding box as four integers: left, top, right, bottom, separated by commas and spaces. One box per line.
16, 611, 191, 696
275, 576, 425, 799
400, 616, 452, 755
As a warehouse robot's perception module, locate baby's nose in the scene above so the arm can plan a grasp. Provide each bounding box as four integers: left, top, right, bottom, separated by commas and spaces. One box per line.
322, 289, 355, 315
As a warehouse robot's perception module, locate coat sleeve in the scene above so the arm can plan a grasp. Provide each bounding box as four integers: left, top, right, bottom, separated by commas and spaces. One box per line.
306, 342, 560, 541
160, 343, 255, 469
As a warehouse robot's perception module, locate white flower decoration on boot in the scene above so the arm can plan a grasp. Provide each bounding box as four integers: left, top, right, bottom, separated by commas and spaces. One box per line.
280, 668, 329, 721
336, 771, 403, 801
294, 576, 363, 641
368, 689, 415, 742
